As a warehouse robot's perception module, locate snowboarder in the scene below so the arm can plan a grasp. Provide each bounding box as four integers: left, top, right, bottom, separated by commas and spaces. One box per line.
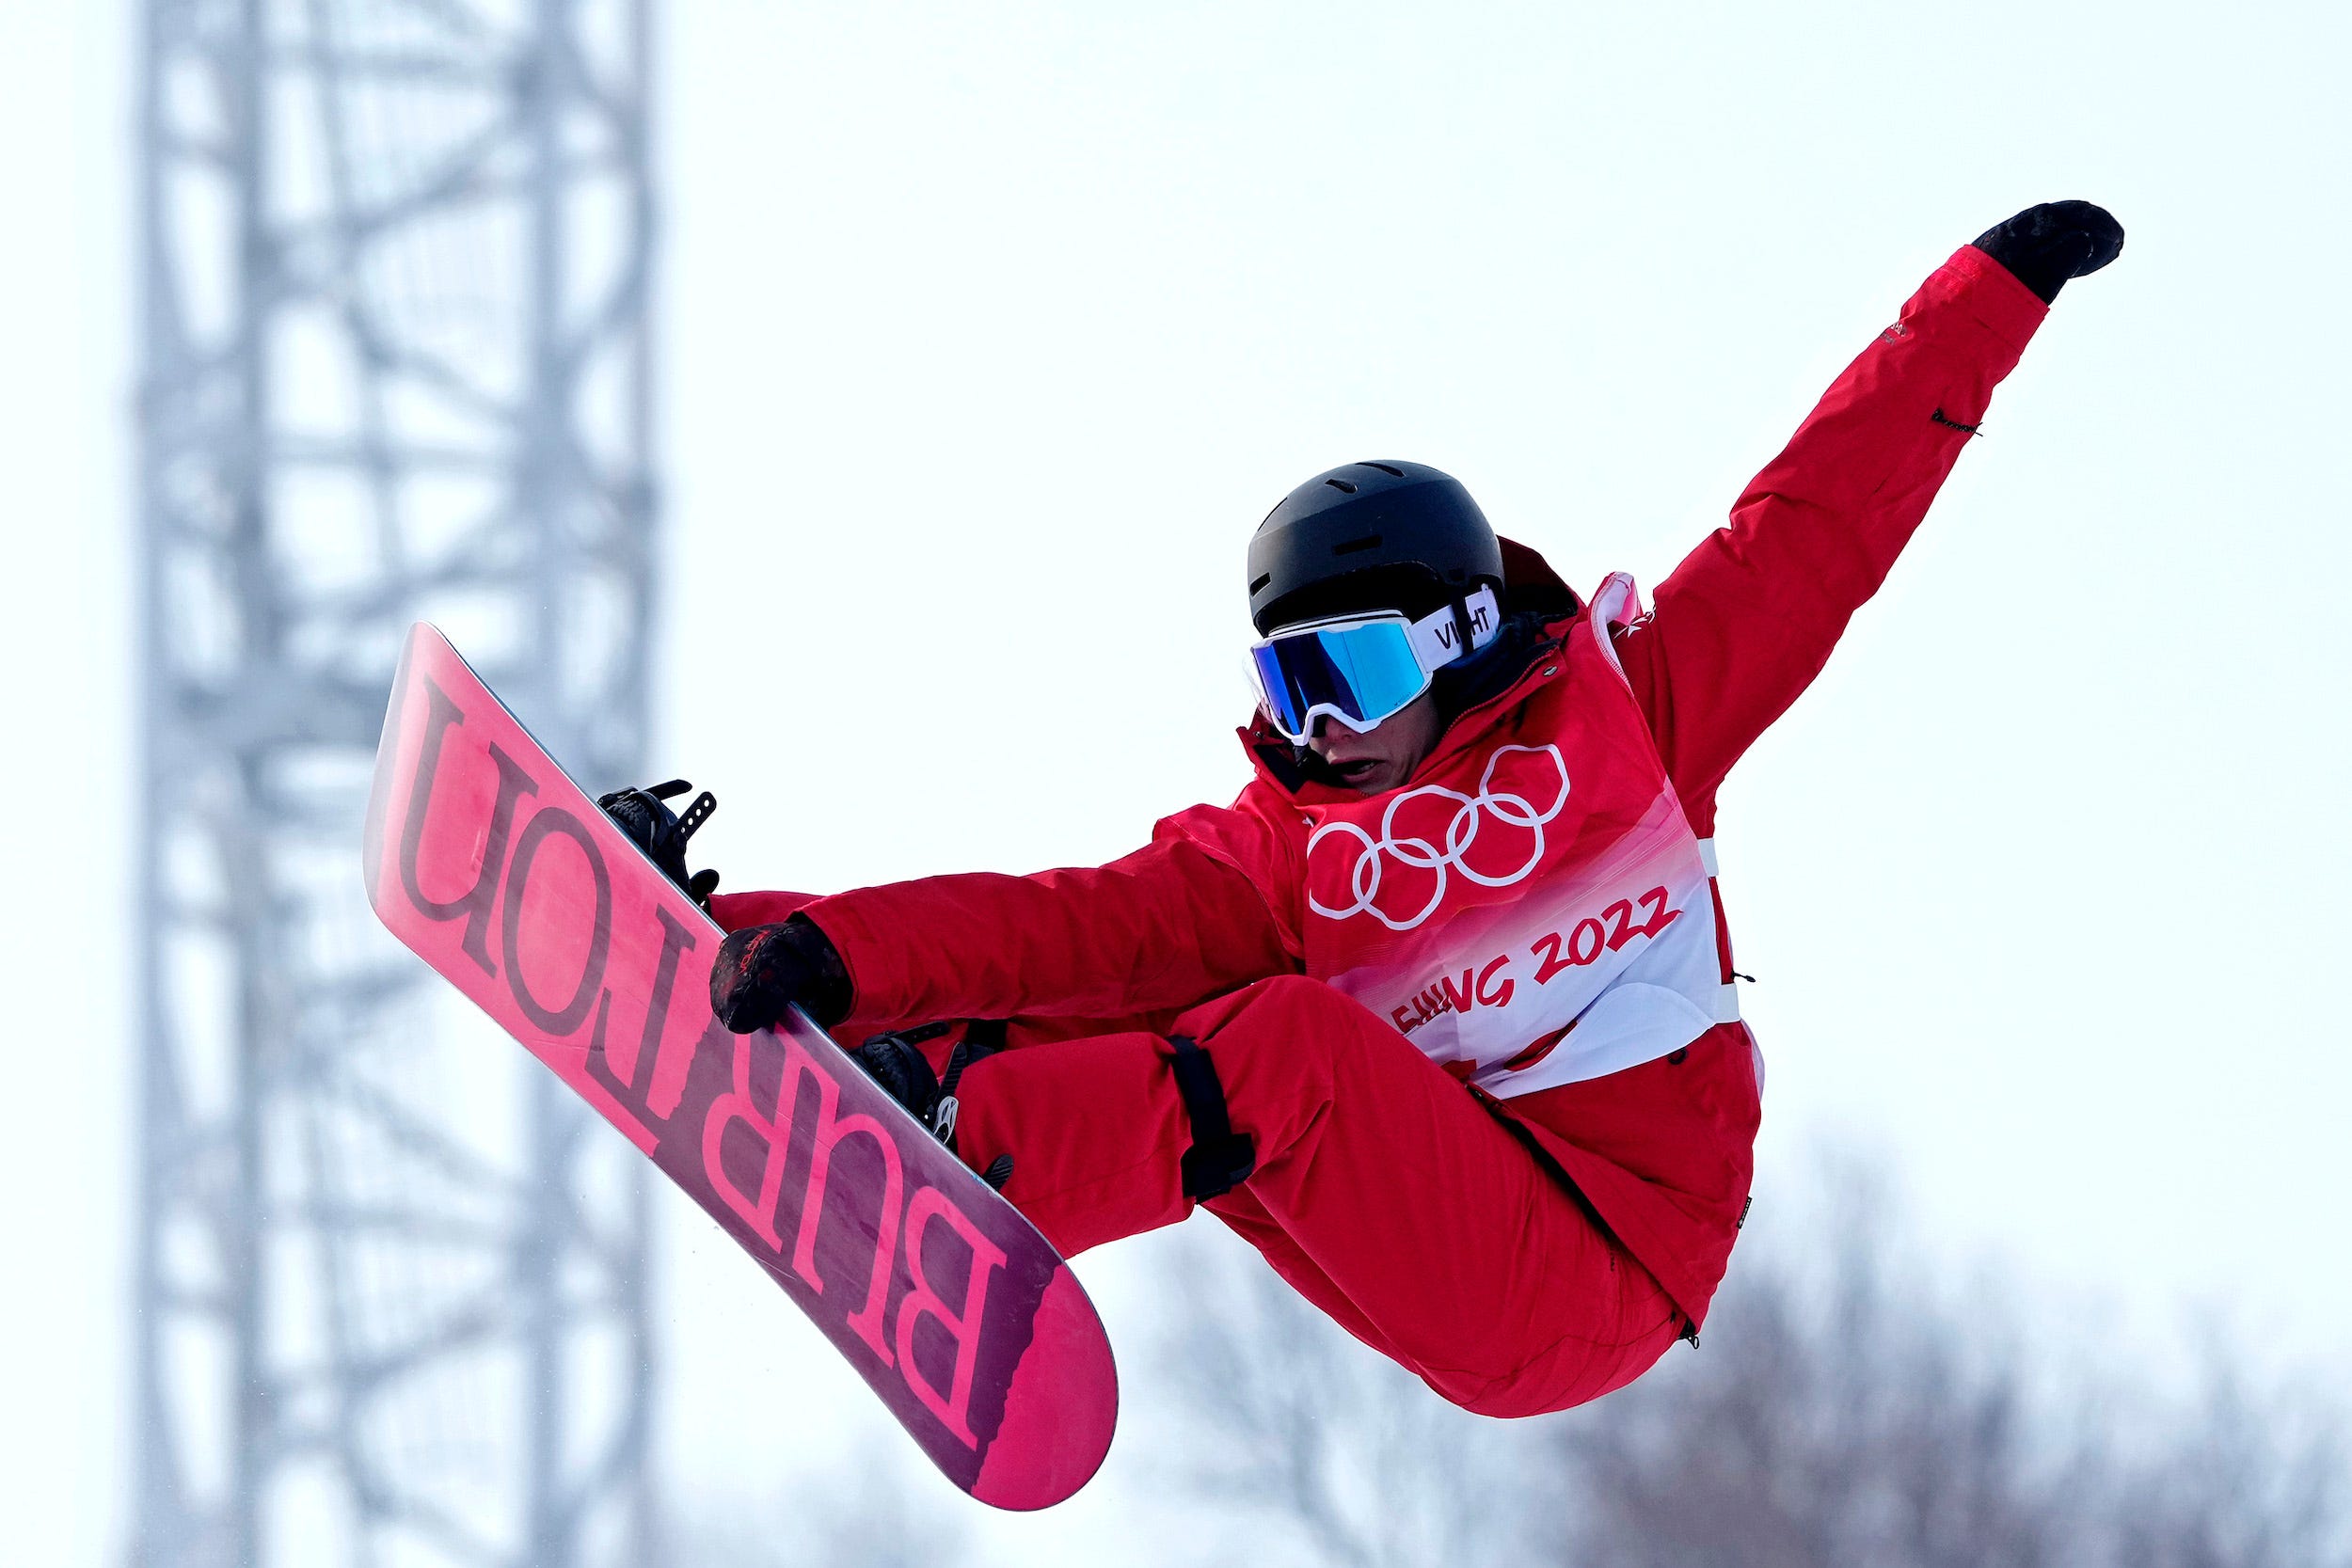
613, 201, 2122, 1417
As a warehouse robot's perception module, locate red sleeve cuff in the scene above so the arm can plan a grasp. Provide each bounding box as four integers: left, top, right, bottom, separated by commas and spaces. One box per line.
789, 890, 909, 1037
1938, 243, 2050, 354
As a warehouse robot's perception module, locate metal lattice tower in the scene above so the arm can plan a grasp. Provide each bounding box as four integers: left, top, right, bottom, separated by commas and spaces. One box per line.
133, 2, 660, 1563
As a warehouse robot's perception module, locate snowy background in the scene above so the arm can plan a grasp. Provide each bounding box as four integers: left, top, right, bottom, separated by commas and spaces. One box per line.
7, 1, 2350, 1563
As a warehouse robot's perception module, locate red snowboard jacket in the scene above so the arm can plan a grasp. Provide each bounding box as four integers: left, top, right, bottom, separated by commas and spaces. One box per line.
714, 245, 2050, 1327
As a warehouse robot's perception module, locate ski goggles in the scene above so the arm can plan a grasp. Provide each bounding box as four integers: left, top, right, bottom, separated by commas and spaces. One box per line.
1248, 585, 1501, 743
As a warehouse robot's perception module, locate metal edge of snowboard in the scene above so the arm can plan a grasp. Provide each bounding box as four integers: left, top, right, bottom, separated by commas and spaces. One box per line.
361, 621, 1119, 1510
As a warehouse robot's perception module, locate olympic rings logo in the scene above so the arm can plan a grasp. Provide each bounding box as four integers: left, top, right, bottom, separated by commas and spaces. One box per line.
1307, 745, 1571, 931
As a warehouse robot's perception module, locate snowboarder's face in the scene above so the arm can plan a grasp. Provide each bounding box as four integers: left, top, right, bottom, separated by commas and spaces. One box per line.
1307, 689, 1444, 795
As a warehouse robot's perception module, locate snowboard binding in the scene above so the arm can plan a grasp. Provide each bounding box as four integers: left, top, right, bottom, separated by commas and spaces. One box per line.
852, 1022, 1014, 1191
596, 778, 721, 908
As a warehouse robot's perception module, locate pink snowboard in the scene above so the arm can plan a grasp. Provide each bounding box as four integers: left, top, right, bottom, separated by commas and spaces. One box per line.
363, 623, 1117, 1510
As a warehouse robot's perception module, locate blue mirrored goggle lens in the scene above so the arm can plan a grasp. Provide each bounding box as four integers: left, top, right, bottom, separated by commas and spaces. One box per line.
1249, 620, 1430, 740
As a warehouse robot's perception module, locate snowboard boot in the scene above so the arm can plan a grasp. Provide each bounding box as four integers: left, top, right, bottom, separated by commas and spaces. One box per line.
850, 1022, 1013, 1191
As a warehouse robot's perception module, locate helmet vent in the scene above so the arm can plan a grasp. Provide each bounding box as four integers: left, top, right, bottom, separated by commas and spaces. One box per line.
1249, 573, 1272, 594
1360, 462, 1405, 477
1324, 478, 1359, 494
1333, 534, 1382, 557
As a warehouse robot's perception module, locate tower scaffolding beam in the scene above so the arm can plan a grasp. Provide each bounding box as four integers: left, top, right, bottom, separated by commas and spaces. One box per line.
133, 3, 662, 1563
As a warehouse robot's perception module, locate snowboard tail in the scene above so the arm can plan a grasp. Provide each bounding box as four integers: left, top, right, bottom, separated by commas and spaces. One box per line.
362, 624, 1116, 1510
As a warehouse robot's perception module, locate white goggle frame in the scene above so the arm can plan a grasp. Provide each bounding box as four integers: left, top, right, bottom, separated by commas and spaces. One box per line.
1248, 583, 1502, 741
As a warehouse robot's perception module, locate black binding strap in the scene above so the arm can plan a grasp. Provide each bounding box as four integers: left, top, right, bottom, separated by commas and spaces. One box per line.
937, 1021, 1004, 1102
1169, 1036, 1255, 1199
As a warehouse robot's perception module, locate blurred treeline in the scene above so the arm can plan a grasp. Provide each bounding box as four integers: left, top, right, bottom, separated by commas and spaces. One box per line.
686, 1153, 2352, 1567
1167, 1154, 2351, 1568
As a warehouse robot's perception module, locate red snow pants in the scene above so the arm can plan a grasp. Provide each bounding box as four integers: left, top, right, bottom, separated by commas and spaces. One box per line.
949, 974, 1686, 1417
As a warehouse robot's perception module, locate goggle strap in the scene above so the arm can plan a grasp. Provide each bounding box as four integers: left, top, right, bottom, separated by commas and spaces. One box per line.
1404, 583, 1502, 673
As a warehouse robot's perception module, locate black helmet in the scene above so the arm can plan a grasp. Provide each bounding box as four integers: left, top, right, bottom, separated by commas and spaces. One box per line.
1247, 460, 1503, 635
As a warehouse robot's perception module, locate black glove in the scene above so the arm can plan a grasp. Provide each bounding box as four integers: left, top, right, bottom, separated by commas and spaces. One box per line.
711, 916, 853, 1033
1971, 200, 2124, 305
596, 778, 722, 908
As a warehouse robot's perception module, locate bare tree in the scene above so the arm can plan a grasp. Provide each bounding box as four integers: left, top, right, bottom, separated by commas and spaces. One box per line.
2085, 1335, 2352, 1568
1153, 1225, 1543, 1568
1161, 1151, 2352, 1568
1553, 1162, 2352, 1568
1554, 1163, 2091, 1568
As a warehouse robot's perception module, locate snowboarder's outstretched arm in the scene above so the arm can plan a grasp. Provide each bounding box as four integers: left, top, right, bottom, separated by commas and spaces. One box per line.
1615, 202, 2122, 822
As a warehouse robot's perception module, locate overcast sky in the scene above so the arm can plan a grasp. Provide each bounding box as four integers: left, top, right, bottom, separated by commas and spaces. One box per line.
8, 2, 2350, 1563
